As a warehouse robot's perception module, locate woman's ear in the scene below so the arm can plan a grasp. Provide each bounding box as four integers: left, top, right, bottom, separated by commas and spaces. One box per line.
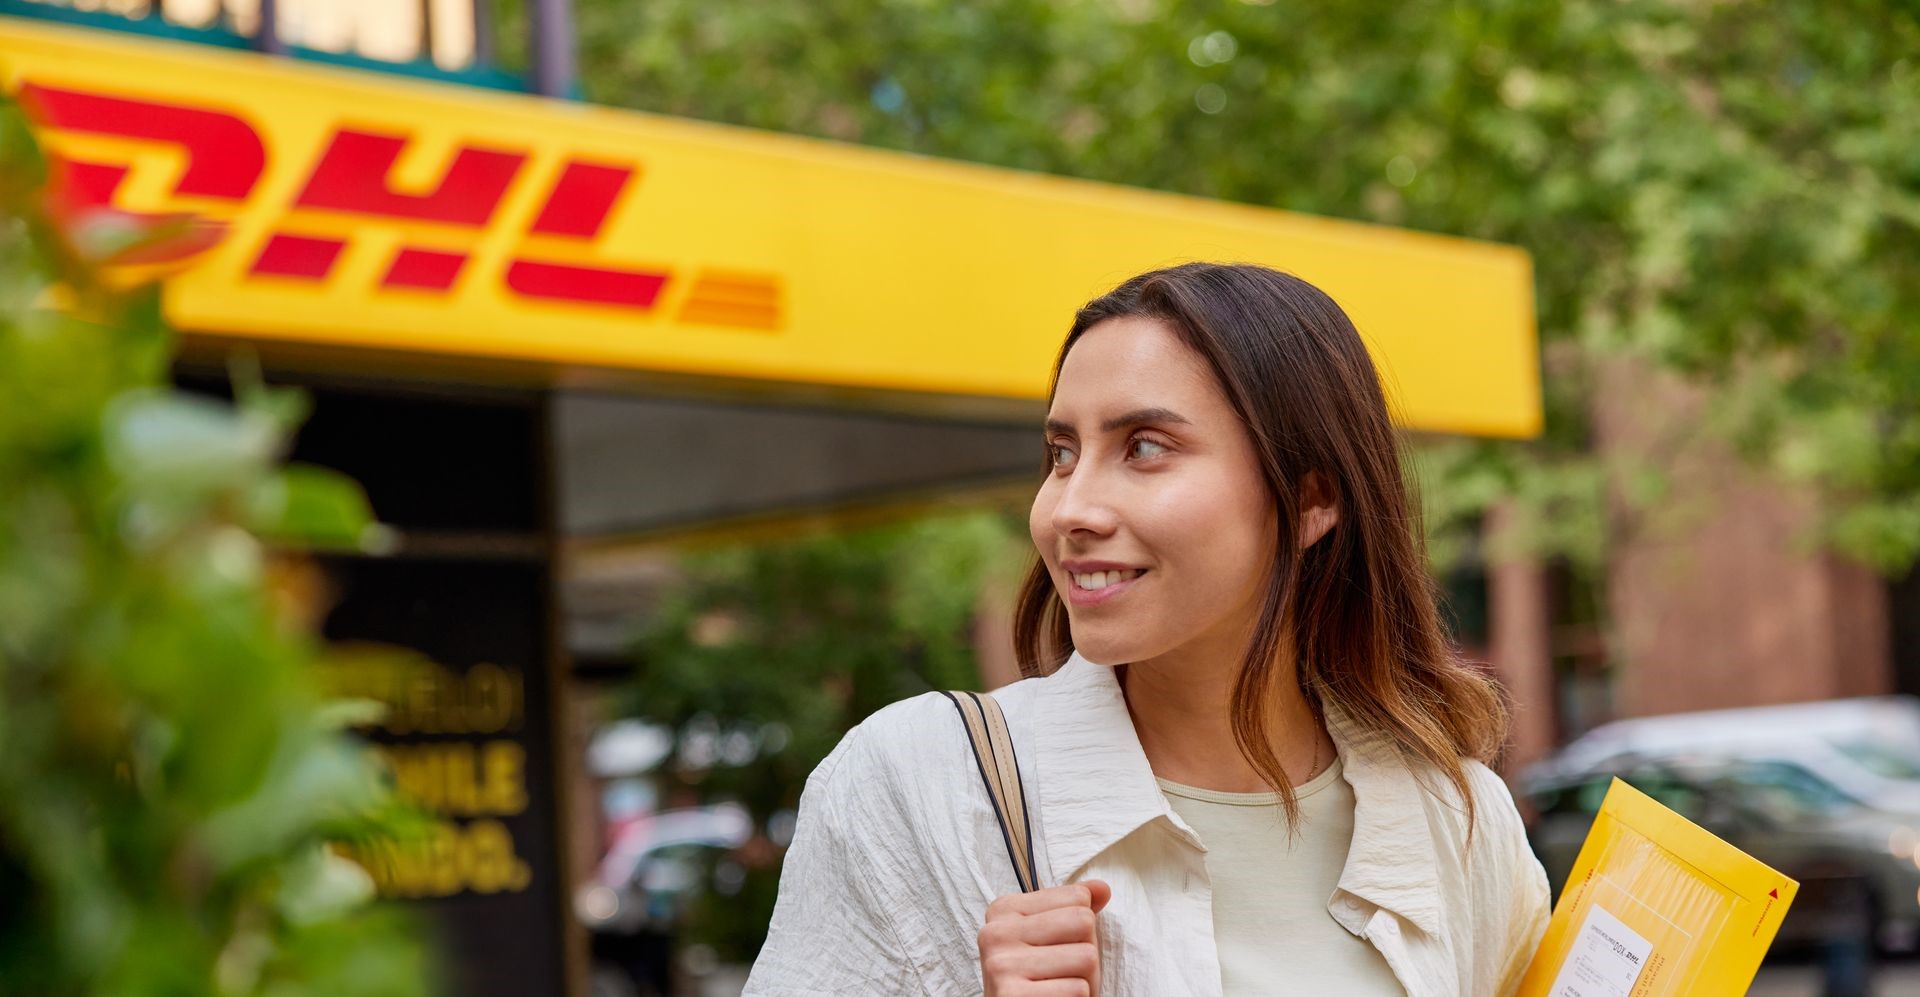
1297, 470, 1340, 550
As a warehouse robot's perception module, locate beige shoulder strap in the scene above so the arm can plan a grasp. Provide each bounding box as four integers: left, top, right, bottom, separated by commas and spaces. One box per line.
941, 690, 1040, 894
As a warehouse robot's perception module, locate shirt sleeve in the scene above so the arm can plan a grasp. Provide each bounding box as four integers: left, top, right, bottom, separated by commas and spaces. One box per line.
743, 732, 926, 996
1495, 805, 1552, 996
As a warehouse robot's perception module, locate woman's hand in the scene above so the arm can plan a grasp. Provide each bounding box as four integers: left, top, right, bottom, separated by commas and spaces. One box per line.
977, 880, 1111, 996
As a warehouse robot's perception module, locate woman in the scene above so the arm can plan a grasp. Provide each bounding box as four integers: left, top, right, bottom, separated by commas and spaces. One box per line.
744, 263, 1550, 996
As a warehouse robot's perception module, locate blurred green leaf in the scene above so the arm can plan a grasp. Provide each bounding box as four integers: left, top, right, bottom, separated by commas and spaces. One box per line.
276, 845, 378, 927
0, 98, 428, 995
246, 464, 386, 552
104, 389, 278, 492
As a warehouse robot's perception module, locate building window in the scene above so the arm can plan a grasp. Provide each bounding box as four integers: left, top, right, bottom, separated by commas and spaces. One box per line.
16, 0, 483, 70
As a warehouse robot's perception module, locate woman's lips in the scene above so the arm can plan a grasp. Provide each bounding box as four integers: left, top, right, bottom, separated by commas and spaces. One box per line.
1065, 569, 1148, 607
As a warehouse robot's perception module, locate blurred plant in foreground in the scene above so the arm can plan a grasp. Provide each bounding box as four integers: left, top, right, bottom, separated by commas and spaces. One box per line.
0, 103, 430, 995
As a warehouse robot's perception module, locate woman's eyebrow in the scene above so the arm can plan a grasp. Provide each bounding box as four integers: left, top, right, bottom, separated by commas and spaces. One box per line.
1044, 406, 1192, 435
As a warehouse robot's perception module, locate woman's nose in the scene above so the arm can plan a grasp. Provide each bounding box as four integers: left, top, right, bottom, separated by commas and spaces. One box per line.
1049, 466, 1119, 537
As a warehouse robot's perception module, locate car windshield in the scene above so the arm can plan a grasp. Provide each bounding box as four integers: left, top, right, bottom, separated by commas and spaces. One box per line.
1829, 738, 1920, 781
1553, 774, 1705, 821
1722, 761, 1855, 820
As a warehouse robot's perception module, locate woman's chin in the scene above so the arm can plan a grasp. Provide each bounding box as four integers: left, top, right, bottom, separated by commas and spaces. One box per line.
1067, 629, 1148, 668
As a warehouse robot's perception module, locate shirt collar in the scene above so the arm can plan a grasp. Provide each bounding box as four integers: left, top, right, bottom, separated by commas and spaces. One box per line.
1028, 650, 1444, 938
1321, 696, 1445, 938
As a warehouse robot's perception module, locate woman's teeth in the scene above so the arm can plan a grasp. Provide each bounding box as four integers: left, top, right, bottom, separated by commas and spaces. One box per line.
1072, 569, 1144, 590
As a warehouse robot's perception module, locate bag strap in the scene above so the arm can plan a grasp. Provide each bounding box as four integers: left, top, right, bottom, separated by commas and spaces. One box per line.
941, 690, 1040, 894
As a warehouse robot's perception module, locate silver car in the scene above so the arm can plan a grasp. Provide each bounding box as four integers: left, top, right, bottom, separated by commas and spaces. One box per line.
1523, 753, 1920, 954
1535, 697, 1920, 814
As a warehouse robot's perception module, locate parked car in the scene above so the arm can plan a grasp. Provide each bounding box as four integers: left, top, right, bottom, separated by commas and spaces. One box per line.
1532, 697, 1920, 814
1524, 753, 1920, 955
576, 804, 754, 997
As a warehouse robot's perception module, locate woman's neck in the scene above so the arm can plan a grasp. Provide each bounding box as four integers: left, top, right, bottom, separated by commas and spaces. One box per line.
1119, 640, 1333, 795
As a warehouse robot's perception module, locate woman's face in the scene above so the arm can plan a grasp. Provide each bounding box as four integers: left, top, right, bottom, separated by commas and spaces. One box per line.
1029, 316, 1279, 667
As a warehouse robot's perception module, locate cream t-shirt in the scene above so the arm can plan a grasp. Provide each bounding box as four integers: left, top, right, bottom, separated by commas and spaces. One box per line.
1158, 755, 1407, 996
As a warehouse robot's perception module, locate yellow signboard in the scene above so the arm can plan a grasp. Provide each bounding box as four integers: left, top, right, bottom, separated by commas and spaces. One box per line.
0, 17, 1540, 437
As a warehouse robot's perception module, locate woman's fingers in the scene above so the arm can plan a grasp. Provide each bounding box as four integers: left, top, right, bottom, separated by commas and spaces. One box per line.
985, 881, 1111, 920
979, 881, 1109, 996
1003, 905, 1099, 946
1021, 982, 1093, 997
984, 941, 1100, 983
983, 887, 1105, 991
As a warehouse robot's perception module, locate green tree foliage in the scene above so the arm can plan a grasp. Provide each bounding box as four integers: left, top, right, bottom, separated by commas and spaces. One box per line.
553, 0, 1919, 963
620, 510, 1022, 961
565, 0, 1920, 574
0, 106, 430, 995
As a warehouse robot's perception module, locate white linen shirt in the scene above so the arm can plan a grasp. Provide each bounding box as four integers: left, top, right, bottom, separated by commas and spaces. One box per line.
745, 652, 1551, 996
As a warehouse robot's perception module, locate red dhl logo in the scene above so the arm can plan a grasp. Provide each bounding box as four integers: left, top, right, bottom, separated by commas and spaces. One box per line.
16, 82, 780, 330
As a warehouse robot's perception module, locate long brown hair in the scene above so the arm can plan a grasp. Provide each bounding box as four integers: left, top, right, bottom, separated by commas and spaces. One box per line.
1012, 262, 1509, 837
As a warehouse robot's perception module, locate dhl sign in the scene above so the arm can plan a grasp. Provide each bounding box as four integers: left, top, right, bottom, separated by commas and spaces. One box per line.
0, 17, 1541, 437
20, 81, 764, 324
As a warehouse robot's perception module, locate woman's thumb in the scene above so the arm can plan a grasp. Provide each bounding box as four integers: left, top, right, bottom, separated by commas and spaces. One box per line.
1083, 879, 1112, 913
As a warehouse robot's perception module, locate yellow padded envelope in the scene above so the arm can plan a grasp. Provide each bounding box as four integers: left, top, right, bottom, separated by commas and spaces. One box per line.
1516, 778, 1799, 996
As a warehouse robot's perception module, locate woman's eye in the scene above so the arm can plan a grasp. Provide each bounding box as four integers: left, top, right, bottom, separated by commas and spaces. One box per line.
1128, 437, 1168, 460
1048, 443, 1077, 468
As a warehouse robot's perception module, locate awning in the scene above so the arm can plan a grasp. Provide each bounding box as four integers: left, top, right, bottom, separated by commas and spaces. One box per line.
1, 16, 1540, 439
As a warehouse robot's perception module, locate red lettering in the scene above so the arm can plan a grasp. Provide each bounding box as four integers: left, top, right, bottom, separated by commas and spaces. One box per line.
296, 130, 525, 226
382, 247, 468, 291
19, 83, 264, 200
528, 160, 633, 238
42, 156, 228, 265
504, 260, 668, 309
252, 232, 346, 279
46, 157, 127, 210
17, 86, 781, 321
